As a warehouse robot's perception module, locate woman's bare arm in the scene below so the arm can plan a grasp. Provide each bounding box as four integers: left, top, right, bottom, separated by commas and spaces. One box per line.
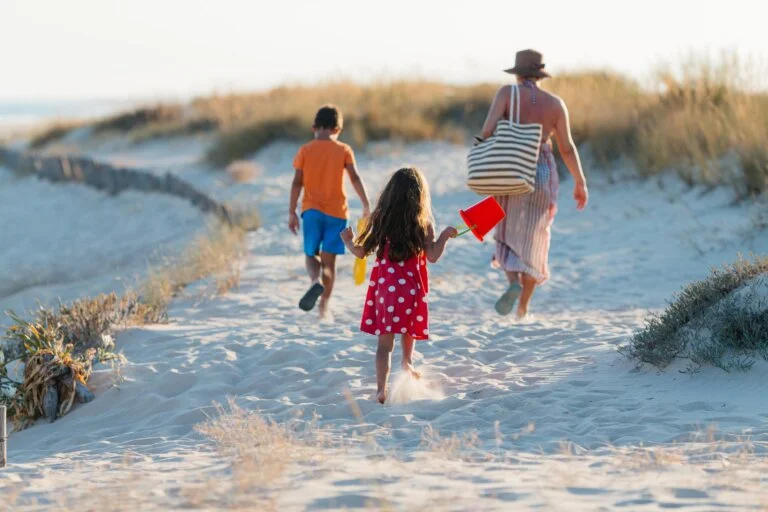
480, 86, 509, 139
553, 99, 589, 210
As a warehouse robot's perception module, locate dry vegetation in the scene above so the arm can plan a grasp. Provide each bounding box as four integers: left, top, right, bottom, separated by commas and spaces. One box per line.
27, 120, 84, 149
45, 55, 766, 196
0, 219, 250, 430
621, 254, 768, 371
141, 220, 247, 310
0, 296, 146, 429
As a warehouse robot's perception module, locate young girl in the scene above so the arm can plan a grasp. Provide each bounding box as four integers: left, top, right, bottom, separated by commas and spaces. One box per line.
341, 167, 457, 404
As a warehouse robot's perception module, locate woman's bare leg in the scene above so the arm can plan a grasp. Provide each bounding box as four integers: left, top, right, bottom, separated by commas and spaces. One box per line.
496, 271, 523, 315
400, 334, 421, 379
517, 273, 538, 318
376, 334, 395, 404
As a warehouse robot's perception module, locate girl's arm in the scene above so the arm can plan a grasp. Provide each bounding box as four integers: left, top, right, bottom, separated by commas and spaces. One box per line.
341, 227, 367, 259
425, 225, 458, 263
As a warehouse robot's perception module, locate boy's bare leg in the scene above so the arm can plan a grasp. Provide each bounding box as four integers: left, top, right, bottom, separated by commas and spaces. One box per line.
318, 252, 337, 318
306, 254, 322, 283
376, 334, 395, 404
299, 254, 325, 312
400, 334, 421, 379
517, 273, 537, 318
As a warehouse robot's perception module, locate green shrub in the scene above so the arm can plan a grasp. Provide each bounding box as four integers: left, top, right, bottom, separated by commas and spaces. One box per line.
620, 255, 768, 370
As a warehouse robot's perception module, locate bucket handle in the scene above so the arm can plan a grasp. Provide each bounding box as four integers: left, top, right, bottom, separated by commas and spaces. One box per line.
453, 224, 476, 238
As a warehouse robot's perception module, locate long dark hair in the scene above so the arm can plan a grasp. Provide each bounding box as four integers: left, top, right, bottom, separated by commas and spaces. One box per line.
356, 167, 433, 262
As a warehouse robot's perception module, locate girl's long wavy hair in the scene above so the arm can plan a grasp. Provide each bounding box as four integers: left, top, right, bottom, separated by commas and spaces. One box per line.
356, 167, 433, 262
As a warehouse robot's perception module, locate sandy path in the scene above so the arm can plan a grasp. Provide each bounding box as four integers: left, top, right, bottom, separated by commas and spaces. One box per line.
2, 142, 768, 510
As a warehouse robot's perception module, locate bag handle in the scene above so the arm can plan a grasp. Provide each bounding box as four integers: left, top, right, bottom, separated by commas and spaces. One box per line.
509, 84, 521, 126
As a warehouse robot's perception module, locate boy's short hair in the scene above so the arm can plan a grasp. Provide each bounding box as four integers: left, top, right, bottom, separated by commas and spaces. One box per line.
314, 105, 343, 131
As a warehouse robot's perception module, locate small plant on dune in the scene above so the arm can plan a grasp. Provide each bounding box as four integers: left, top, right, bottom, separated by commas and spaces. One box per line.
37, 292, 166, 354
621, 254, 768, 371
1, 312, 110, 429
0, 292, 166, 429
142, 221, 247, 310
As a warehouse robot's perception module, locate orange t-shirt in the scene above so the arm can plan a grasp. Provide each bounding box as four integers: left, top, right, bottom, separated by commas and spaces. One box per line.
293, 139, 355, 220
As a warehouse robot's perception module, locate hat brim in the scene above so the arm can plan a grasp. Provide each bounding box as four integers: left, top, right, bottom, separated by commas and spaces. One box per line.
503, 67, 551, 78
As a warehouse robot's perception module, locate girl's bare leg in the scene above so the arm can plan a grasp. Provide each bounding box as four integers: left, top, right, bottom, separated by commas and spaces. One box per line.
517, 273, 538, 318
505, 271, 521, 285
376, 334, 395, 404
400, 334, 421, 379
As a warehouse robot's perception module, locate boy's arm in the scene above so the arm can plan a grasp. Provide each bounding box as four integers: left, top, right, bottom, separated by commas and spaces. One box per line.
425, 224, 458, 263
345, 163, 371, 217
289, 169, 303, 235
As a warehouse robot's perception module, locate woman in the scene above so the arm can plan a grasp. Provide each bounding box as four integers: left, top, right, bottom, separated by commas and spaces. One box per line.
479, 49, 588, 318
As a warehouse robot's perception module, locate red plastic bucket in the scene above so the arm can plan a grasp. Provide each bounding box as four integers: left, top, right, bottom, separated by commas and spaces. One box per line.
459, 196, 506, 242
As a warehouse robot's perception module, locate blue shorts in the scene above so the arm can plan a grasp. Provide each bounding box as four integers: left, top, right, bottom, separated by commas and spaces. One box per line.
302, 209, 347, 256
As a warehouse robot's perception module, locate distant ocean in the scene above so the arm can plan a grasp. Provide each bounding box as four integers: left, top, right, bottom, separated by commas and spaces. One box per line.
0, 99, 142, 131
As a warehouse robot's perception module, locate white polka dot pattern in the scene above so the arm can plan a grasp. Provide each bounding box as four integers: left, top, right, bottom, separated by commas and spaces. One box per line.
359, 250, 430, 339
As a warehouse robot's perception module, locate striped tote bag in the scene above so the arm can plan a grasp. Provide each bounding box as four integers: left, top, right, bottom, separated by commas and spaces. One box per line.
467, 85, 543, 196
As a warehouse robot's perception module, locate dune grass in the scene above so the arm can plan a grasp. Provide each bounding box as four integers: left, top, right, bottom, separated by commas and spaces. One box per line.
28, 54, 768, 196
620, 255, 768, 371
28, 121, 83, 149
141, 221, 248, 310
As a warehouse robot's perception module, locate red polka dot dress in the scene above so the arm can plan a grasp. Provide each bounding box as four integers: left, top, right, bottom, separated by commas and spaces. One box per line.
360, 245, 430, 339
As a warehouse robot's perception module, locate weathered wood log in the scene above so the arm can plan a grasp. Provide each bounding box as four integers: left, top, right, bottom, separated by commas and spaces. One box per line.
0, 147, 234, 225
1, 405, 7, 468
43, 384, 59, 423
61, 373, 95, 404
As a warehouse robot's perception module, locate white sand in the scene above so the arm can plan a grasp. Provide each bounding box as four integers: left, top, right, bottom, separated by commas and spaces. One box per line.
2, 140, 768, 510
0, 165, 205, 327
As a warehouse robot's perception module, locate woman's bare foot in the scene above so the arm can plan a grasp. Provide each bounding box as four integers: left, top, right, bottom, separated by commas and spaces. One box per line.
376, 389, 387, 404
402, 361, 422, 380
516, 307, 529, 319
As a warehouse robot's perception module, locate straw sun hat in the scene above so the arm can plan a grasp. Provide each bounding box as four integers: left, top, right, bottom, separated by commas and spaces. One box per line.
504, 49, 551, 78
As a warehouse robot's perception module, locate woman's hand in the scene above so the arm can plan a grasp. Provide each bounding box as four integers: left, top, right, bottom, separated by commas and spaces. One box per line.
574, 181, 588, 210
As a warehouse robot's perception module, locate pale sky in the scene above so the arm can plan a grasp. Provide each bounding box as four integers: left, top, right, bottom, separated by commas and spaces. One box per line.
2, 0, 767, 101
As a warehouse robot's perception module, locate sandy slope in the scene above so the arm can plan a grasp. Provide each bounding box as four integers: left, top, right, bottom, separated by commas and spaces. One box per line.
2, 141, 768, 510
0, 165, 205, 327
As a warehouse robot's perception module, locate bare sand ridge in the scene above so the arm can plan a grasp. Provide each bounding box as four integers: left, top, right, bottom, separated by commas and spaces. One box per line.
2, 140, 768, 509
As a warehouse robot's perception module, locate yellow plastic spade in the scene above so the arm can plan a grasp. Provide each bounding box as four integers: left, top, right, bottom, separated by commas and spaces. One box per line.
353, 218, 368, 286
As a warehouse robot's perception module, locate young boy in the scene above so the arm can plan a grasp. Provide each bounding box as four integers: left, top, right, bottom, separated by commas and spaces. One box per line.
288, 105, 371, 318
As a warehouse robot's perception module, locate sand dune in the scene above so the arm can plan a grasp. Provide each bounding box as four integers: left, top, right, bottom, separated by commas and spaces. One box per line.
2, 141, 768, 510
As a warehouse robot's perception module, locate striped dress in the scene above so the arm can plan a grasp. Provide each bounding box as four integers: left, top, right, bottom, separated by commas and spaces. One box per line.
492, 141, 559, 284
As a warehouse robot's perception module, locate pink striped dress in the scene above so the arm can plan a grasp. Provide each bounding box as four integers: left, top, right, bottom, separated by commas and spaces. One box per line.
492, 129, 559, 284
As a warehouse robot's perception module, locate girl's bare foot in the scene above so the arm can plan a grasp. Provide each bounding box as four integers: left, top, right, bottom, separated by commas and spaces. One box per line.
376, 389, 387, 404
402, 361, 422, 380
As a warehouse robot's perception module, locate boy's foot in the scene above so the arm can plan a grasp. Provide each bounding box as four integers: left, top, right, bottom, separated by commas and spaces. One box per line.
376, 389, 387, 404
299, 282, 325, 312
402, 361, 422, 380
495, 283, 522, 316
318, 299, 335, 323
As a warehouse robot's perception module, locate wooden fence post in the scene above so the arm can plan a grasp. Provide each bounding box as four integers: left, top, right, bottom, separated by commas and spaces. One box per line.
0, 405, 6, 468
